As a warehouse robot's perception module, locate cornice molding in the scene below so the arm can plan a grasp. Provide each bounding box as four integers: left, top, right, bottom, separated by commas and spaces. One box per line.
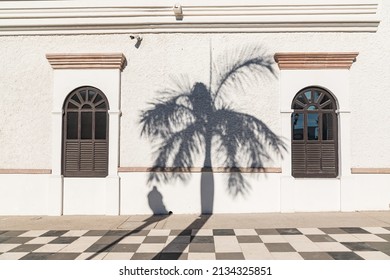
46, 53, 126, 70
0, 169, 52, 174
274, 52, 359, 69
351, 168, 390, 174
0, 0, 380, 35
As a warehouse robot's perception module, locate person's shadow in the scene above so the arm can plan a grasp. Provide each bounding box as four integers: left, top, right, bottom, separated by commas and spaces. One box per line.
148, 186, 168, 215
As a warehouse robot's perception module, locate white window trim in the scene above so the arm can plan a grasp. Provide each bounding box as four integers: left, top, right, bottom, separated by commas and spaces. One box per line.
47, 53, 125, 215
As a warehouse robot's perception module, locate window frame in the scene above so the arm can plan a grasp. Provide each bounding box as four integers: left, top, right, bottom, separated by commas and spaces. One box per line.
62, 86, 109, 177
291, 86, 339, 178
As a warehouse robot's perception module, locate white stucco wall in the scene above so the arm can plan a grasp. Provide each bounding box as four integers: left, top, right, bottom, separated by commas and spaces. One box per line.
1, 2, 389, 169
0, 0, 389, 215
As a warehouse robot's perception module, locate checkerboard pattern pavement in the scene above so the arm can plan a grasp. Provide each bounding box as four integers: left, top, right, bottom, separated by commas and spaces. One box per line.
1, 227, 390, 260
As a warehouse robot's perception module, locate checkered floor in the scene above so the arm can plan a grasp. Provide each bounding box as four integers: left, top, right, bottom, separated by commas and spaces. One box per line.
1, 227, 390, 260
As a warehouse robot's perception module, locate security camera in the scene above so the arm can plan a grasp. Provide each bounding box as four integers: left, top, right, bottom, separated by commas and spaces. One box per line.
130, 35, 142, 41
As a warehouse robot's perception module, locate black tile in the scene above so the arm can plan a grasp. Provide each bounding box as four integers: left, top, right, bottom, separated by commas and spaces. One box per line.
41, 230, 68, 237
85, 243, 115, 252
131, 253, 161, 260
319, 228, 347, 234
105, 230, 130, 236
143, 236, 168, 243
2, 237, 34, 244
49, 237, 79, 244
376, 234, 390, 242
341, 242, 378, 251
264, 243, 296, 252
0, 231, 28, 237
366, 242, 390, 252
340, 227, 369, 234
46, 253, 80, 260
306, 235, 336, 242
0, 236, 11, 243
328, 252, 364, 260
277, 228, 302, 235
159, 253, 187, 260
0, 231, 8, 236
189, 243, 215, 253
191, 236, 214, 243
83, 230, 108, 236
170, 230, 192, 236
119, 230, 149, 236
110, 244, 140, 252
20, 253, 54, 260
213, 229, 235, 236
216, 253, 245, 260
237, 236, 262, 243
255, 229, 280, 235
9, 244, 43, 252
299, 252, 333, 260
94, 236, 123, 245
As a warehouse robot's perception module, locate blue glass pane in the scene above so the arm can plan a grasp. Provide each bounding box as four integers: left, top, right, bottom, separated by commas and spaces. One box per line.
322, 113, 333, 140
292, 113, 304, 140
307, 113, 319, 140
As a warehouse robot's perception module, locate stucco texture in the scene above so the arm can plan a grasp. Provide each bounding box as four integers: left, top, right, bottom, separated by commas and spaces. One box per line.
0, 1, 389, 169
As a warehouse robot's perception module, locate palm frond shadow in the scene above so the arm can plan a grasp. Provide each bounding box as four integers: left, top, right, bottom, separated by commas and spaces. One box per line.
140, 45, 286, 213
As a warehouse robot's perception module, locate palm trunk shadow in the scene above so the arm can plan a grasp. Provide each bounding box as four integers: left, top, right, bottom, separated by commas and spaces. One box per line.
85, 215, 168, 260
152, 214, 211, 260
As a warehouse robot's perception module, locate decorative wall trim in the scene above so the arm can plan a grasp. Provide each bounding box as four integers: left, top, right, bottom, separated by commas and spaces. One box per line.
351, 168, 390, 174
0, 169, 52, 174
46, 53, 126, 70
274, 52, 359, 69
0, 0, 380, 35
118, 167, 282, 173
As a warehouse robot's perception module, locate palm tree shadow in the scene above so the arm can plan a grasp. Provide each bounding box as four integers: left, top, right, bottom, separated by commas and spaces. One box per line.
140, 45, 286, 214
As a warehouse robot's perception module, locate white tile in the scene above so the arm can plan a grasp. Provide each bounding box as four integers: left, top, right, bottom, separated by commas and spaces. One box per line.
34, 244, 68, 253
59, 237, 100, 253
148, 230, 170, 236
26, 237, 57, 244
297, 228, 325, 235
260, 235, 286, 243
283, 235, 321, 252
75, 253, 107, 260
271, 252, 304, 260
214, 236, 241, 253
118, 236, 146, 244
19, 230, 48, 237
356, 251, 390, 260
192, 229, 213, 236
352, 234, 387, 242
187, 253, 216, 260
328, 234, 360, 242
62, 230, 89, 237
136, 243, 165, 253
0, 252, 29, 260
240, 243, 273, 260
103, 252, 134, 260
315, 242, 351, 252
361, 227, 390, 234
234, 229, 258, 236
0, 244, 20, 253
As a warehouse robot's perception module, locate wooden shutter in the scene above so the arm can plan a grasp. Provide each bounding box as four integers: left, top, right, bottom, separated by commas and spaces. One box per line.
62, 87, 109, 177
291, 87, 338, 178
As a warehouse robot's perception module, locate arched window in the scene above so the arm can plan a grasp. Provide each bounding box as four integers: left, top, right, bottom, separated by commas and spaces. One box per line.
291, 87, 338, 178
62, 86, 109, 177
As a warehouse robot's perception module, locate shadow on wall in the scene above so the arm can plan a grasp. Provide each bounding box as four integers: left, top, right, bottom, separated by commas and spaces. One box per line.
140, 45, 286, 214
148, 186, 168, 215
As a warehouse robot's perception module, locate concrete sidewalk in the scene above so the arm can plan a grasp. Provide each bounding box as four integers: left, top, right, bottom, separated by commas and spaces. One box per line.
1, 212, 390, 260
1, 211, 390, 230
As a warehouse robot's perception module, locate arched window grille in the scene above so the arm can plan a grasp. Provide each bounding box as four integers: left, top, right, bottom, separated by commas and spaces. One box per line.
291, 87, 338, 178
62, 86, 109, 177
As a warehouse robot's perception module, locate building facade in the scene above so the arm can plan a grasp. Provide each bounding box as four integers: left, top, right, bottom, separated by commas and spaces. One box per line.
0, 0, 389, 215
